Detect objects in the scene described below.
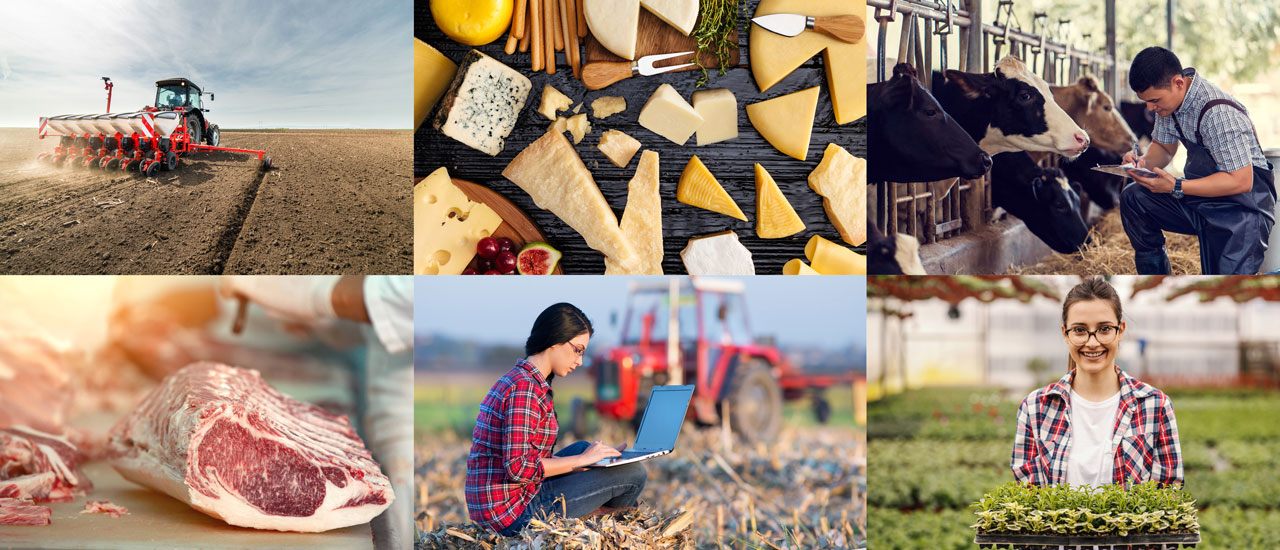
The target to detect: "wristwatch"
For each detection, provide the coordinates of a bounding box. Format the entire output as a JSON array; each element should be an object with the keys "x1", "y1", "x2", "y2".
[{"x1": 1172, "y1": 177, "x2": 1185, "y2": 199}]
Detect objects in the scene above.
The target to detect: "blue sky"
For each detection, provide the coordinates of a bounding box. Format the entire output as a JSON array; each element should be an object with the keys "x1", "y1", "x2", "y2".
[
  {"x1": 0, "y1": 0, "x2": 410, "y2": 128},
  {"x1": 415, "y1": 276, "x2": 867, "y2": 351}
]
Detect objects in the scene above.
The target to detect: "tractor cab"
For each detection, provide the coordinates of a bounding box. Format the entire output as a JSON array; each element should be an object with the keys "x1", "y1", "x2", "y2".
[{"x1": 153, "y1": 78, "x2": 210, "y2": 112}]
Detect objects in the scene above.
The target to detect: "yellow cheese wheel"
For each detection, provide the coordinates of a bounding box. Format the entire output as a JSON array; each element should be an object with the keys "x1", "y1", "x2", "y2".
[
  {"x1": 804, "y1": 234, "x2": 867, "y2": 275},
  {"x1": 431, "y1": 0, "x2": 514, "y2": 46}
]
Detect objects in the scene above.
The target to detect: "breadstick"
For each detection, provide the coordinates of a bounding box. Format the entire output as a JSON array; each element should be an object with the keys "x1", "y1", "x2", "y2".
[
  {"x1": 543, "y1": 0, "x2": 556, "y2": 74},
  {"x1": 576, "y1": 0, "x2": 587, "y2": 37},
  {"x1": 551, "y1": 0, "x2": 563, "y2": 51},
  {"x1": 530, "y1": 0, "x2": 543, "y2": 71},
  {"x1": 518, "y1": 7, "x2": 531, "y2": 53},
  {"x1": 513, "y1": 0, "x2": 527, "y2": 40}
]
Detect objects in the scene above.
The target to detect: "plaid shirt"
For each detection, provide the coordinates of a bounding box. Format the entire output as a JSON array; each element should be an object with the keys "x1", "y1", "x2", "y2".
[
  {"x1": 465, "y1": 359, "x2": 558, "y2": 531},
  {"x1": 1012, "y1": 366, "x2": 1183, "y2": 487},
  {"x1": 1152, "y1": 67, "x2": 1268, "y2": 173}
]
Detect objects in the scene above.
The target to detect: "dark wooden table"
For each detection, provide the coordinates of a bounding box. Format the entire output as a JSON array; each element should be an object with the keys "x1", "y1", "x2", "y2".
[{"x1": 415, "y1": 0, "x2": 866, "y2": 274}]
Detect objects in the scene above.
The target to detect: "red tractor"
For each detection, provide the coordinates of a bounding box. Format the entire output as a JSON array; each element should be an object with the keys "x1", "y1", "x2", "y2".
[
  {"x1": 569, "y1": 278, "x2": 854, "y2": 443},
  {"x1": 37, "y1": 77, "x2": 270, "y2": 176}
]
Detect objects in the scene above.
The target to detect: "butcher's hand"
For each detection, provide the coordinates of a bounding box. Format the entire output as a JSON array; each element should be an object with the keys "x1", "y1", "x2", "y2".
[{"x1": 218, "y1": 276, "x2": 341, "y2": 324}]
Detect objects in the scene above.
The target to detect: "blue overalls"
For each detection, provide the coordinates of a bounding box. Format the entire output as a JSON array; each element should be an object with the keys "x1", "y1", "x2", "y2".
[{"x1": 1121, "y1": 99, "x2": 1276, "y2": 274}]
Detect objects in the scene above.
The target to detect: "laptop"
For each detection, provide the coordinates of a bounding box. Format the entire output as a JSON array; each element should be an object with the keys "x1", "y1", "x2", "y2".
[{"x1": 586, "y1": 385, "x2": 694, "y2": 468}]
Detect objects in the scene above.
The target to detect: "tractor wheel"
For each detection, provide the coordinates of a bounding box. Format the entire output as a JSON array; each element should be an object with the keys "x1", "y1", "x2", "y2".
[
  {"x1": 144, "y1": 161, "x2": 160, "y2": 178},
  {"x1": 725, "y1": 359, "x2": 783, "y2": 444},
  {"x1": 260, "y1": 157, "x2": 272, "y2": 171},
  {"x1": 812, "y1": 391, "x2": 832, "y2": 424},
  {"x1": 207, "y1": 125, "x2": 220, "y2": 147},
  {"x1": 105, "y1": 158, "x2": 121, "y2": 170},
  {"x1": 185, "y1": 116, "x2": 202, "y2": 146},
  {"x1": 164, "y1": 151, "x2": 178, "y2": 171},
  {"x1": 125, "y1": 159, "x2": 140, "y2": 172},
  {"x1": 568, "y1": 397, "x2": 593, "y2": 440}
]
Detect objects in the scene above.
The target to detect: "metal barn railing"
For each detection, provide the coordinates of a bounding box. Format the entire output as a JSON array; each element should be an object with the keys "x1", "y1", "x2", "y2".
[{"x1": 868, "y1": 0, "x2": 1120, "y2": 249}]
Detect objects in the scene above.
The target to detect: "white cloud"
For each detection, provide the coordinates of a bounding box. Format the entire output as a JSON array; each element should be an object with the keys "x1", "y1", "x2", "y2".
[{"x1": 0, "y1": 0, "x2": 410, "y2": 128}]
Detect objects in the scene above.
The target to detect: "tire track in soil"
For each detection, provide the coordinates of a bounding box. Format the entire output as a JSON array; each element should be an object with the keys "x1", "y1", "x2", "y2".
[{"x1": 208, "y1": 167, "x2": 269, "y2": 274}]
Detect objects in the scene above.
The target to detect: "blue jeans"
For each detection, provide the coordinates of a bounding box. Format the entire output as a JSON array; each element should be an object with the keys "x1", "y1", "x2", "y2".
[{"x1": 497, "y1": 441, "x2": 648, "y2": 536}]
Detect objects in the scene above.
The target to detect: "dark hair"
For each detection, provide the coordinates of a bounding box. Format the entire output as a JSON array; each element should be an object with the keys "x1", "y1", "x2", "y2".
[
  {"x1": 1128, "y1": 47, "x2": 1183, "y2": 92},
  {"x1": 525, "y1": 303, "x2": 593, "y2": 383},
  {"x1": 1061, "y1": 277, "x2": 1124, "y2": 371}
]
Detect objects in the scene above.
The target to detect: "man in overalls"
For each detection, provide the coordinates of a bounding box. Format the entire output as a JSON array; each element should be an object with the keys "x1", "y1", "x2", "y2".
[{"x1": 1119, "y1": 46, "x2": 1275, "y2": 274}]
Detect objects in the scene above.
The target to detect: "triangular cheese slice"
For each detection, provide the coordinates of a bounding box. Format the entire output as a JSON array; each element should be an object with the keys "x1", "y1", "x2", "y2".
[
  {"x1": 755, "y1": 163, "x2": 806, "y2": 239},
  {"x1": 605, "y1": 150, "x2": 664, "y2": 275},
  {"x1": 746, "y1": 87, "x2": 819, "y2": 161},
  {"x1": 640, "y1": 0, "x2": 697, "y2": 36},
  {"x1": 677, "y1": 155, "x2": 746, "y2": 221},
  {"x1": 502, "y1": 130, "x2": 640, "y2": 269},
  {"x1": 415, "y1": 167, "x2": 503, "y2": 275},
  {"x1": 750, "y1": 0, "x2": 865, "y2": 124},
  {"x1": 808, "y1": 143, "x2": 867, "y2": 246}
]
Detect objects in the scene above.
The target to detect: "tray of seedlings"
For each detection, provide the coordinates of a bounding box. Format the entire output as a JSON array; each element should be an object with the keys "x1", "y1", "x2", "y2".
[{"x1": 972, "y1": 481, "x2": 1200, "y2": 550}]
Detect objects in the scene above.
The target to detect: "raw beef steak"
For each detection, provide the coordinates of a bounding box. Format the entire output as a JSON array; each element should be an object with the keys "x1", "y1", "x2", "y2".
[
  {"x1": 109, "y1": 362, "x2": 393, "y2": 532},
  {"x1": 0, "y1": 497, "x2": 51, "y2": 526},
  {"x1": 0, "y1": 426, "x2": 92, "y2": 502}
]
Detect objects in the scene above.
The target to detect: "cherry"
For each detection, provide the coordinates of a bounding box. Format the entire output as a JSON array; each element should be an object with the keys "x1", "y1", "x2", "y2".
[
  {"x1": 484, "y1": 270, "x2": 501, "y2": 275},
  {"x1": 475, "y1": 257, "x2": 494, "y2": 273},
  {"x1": 496, "y1": 237, "x2": 516, "y2": 253},
  {"x1": 496, "y1": 251, "x2": 517, "y2": 273},
  {"x1": 461, "y1": 268, "x2": 478, "y2": 275},
  {"x1": 476, "y1": 237, "x2": 499, "y2": 259}
]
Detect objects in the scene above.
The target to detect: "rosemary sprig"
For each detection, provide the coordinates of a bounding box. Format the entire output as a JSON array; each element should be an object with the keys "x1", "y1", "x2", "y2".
[{"x1": 691, "y1": 0, "x2": 740, "y2": 87}]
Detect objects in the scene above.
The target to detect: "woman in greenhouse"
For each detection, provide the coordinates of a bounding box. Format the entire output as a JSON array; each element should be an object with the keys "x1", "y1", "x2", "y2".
[{"x1": 1011, "y1": 277, "x2": 1184, "y2": 487}]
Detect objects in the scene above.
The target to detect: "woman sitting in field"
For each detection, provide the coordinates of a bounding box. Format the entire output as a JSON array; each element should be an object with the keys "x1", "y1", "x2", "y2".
[
  {"x1": 1012, "y1": 277, "x2": 1183, "y2": 487},
  {"x1": 464, "y1": 302, "x2": 647, "y2": 535}
]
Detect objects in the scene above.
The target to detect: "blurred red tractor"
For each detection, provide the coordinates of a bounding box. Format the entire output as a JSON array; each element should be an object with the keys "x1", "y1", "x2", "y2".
[{"x1": 569, "y1": 278, "x2": 853, "y2": 443}]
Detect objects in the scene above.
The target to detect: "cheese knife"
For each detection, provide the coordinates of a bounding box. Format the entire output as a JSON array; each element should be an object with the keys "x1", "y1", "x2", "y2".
[{"x1": 752, "y1": 13, "x2": 865, "y2": 43}]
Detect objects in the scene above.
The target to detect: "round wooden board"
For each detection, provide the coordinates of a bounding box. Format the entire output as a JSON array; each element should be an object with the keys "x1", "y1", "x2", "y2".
[{"x1": 414, "y1": 177, "x2": 564, "y2": 274}]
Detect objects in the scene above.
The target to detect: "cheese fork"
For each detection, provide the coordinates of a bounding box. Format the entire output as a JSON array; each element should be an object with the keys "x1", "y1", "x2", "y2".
[{"x1": 583, "y1": 51, "x2": 696, "y2": 91}]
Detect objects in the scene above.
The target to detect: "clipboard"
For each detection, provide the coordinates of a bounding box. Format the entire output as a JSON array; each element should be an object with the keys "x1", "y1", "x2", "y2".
[{"x1": 1092, "y1": 164, "x2": 1160, "y2": 178}]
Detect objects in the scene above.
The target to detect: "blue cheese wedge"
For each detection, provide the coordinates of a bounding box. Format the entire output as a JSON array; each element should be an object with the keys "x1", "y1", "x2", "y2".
[
  {"x1": 680, "y1": 231, "x2": 755, "y2": 275},
  {"x1": 432, "y1": 50, "x2": 532, "y2": 156}
]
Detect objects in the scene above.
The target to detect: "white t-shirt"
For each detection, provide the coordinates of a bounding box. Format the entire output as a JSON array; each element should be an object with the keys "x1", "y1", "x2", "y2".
[{"x1": 1066, "y1": 389, "x2": 1121, "y2": 486}]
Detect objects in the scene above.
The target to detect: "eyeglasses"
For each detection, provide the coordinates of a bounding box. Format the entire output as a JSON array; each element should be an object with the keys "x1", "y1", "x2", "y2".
[
  {"x1": 1064, "y1": 325, "x2": 1121, "y2": 345},
  {"x1": 567, "y1": 342, "x2": 585, "y2": 357}
]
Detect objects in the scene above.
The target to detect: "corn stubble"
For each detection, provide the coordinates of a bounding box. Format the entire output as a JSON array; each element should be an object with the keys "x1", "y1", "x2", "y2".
[{"x1": 415, "y1": 425, "x2": 865, "y2": 549}]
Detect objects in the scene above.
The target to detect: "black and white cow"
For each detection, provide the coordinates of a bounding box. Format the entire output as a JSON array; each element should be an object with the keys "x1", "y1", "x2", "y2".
[
  {"x1": 933, "y1": 56, "x2": 1090, "y2": 158},
  {"x1": 990, "y1": 152, "x2": 1090, "y2": 254},
  {"x1": 868, "y1": 63, "x2": 992, "y2": 183},
  {"x1": 868, "y1": 219, "x2": 927, "y2": 275},
  {"x1": 1061, "y1": 147, "x2": 1124, "y2": 211}
]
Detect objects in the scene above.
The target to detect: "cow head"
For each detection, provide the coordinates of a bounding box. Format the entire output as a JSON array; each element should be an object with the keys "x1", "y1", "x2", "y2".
[
  {"x1": 942, "y1": 56, "x2": 1090, "y2": 158},
  {"x1": 1027, "y1": 170, "x2": 1090, "y2": 253},
  {"x1": 1062, "y1": 147, "x2": 1123, "y2": 211},
  {"x1": 1051, "y1": 75, "x2": 1136, "y2": 155},
  {"x1": 868, "y1": 220, "x2": 928, "y2": 275},
  {"x1": 868, "y1": 63, "x2": 992, "y2": 183}
]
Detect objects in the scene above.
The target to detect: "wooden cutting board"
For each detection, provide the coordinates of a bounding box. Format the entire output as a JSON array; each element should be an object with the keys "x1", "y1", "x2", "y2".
[
  {"x1": 414, "y1": 177, "x2": 563, "y2": 274},
  {"x1": 583, "y1": 8, "x2": 741, "y2": 71}
]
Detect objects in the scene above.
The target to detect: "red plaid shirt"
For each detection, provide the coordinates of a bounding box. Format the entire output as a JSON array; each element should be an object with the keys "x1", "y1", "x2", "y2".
[
  {"x1": 1012, "y1": 366, "x2": 1183, "y2": 487},
  {"x1": 465, "y1": 359, "x2": 558, "y2": 531}
]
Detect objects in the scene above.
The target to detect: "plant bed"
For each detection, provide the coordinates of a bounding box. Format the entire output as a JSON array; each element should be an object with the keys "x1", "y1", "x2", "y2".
[{"x1": 972, "y1": 482, "x2": 1200, "y2": 549}]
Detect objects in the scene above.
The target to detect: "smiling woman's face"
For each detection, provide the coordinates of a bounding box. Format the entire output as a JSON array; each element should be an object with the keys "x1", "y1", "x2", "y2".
[
  {"x1": 1063, "y1": 298, "x2": 1124, "y2": 374},
  {"x1": 550, "y1": 332, "x2": 590, "y2": 378}
]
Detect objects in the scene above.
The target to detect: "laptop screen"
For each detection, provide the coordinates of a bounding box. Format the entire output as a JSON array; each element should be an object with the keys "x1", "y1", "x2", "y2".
[{"x1": 632, "y1": 385, "x2": 694, "y2": 452}]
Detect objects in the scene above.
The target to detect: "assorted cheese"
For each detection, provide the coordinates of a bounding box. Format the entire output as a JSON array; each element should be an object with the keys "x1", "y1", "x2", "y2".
[
  {"x1": 804, "y1": 234, "x2": 867, "y2": 275},
  {"x1": 414, "y1": 39, "x2": 457, "y2": 130},
  {"x1": 605, "y1": 150, "x2": 664, "y2": 275},
  {"x1": 598, "y1": 129, "x2": 642, "y2": 168},
  {"x1": 591, "y1": 96, "x2": 628, "y2": 119},
  {"x1": 692, "y1": 89, "x2": 738, "y2": 146},
  {"x1": 755, "y1": 163, "x2": 806, "y2": 239},
  {"x1": 433, "y1": 50, "x2": 532, "y2": 156},
  {"x1": 808, "y1": 143, "x2": 867, "y2": 246},
  {"x1": 567, "y1": 113, "x2": 592, "y2": 144},
  {"x1": 750, "y1": 0, "x2": 866, "y2": 124},
  {"x1": 502, "y1": 130, "x2": 640, "y2": 270},
  {"x1": 681, "y1": 231, "x2": 755, "y2": 275},
  {"x1": 677, "y1": 155, "x2": 746, "y2": 221},
  {"x1": 538, "y1": 84, "x2": 573, "y2": 121},
  {"x1": 639, "y1": 84, "x2": 705, "y2": 146},
  {"x1": 583, "y1": 0, "x2": 698, "y2": 60},
  {"x1": 746, "y1": 86, "x2": 819, "y2": 161},
  {"x1": 414, "y1": 167, "x2": 503, "y2": 275},
  {"x1": 429, "y1": 0, "x2": 514, "y2": 46}
]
